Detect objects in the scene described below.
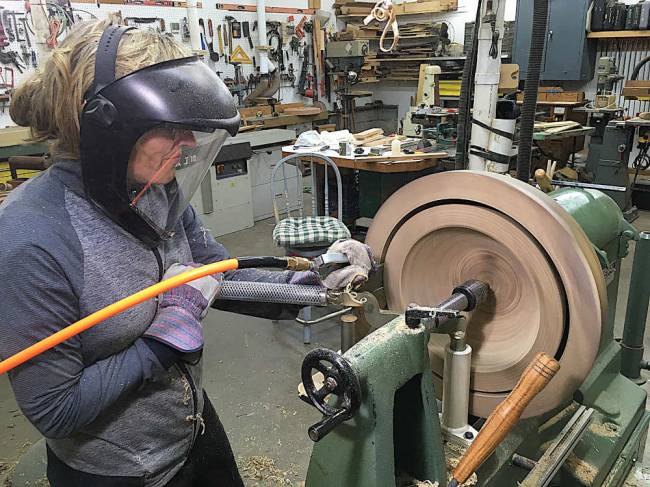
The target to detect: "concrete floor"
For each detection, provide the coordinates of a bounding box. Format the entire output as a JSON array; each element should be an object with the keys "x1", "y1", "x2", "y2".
[{"x1": 0, "y1": 210, "x2": 649, "y2": 486}]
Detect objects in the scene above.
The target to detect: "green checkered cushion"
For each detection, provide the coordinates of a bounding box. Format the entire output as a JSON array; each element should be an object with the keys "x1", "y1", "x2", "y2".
[{"x1": 273, "y1": 216, "x2": 351, "y2": 247}]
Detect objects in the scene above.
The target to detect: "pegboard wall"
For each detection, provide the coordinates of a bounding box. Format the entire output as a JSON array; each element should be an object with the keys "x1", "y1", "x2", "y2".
[{"x1": 0, "y1": 0, "x2": 335, "y2": 128}]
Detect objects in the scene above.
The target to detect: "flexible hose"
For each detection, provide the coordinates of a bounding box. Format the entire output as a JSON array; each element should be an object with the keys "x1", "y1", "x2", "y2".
[
  {"x1": 516, "y1": 0, "x2": 549, "y2": 181},
  {"x1": 237, "y1": 256, "x2": 293, "y2": 269},
  {"x1": 0, "y1": 259, "x2": 239, "y2": 375},
  {"x1": 631, "y1": 55, "x2": 650, "y2": 81},
  {"x1": 454, "y1": 0, "x2": 482, "y2": 169}
]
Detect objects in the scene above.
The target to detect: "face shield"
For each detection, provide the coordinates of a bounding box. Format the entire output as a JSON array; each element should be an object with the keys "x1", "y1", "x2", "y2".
[
  {"x1": 127, "y1": 126, "x2": 229, "y2": 240},
  {"x1": 79, "y1": 26, "x2": 240, "y2": 248}
]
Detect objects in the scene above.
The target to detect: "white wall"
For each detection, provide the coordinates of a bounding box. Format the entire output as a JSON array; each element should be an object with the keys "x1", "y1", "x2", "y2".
[
  {"x1": 367, "y1": 0, "x2": 517, "y2": 123},
  {"x1": 0, "y1": 0, "x2": 336, "y2": 128}
]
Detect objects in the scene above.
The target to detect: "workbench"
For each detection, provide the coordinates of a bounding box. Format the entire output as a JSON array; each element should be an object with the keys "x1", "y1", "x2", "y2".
[
  {"x1": 533, "y1": 126, "x2": 595, "y2": 141},
  {"x1": 242, "y1": 111, "x2": 329, "y2": 130},
  {"x1": 0, "y1": 127, "x2": 48, "y2": 155},
  {"x1": 281, "y1": 146, "x2": 448, "y2": 220},
  {"x1": 517, "y1": 100, "x2": 589, "y2": 121},
  {"x1": 533, "y1": 125, "x2": 594, "y2": 168},
  {"x1": 239, "y1": 103, "x2": 329, "y2": 130},
  {"x1": 0, "y1": 127, "x2": 49, "y2": 184}
]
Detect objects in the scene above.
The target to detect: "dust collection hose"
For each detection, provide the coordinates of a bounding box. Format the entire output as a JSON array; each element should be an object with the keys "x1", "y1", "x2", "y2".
[
  {"x1": 0, "y1": 256, "x2": 304, "y2": 375},
  {"x1": 454, "y1": 0, "x2": 482, "y2": 169},
  {"x1": 516, "y1": 0, "x2": 549, "y2": 182}
]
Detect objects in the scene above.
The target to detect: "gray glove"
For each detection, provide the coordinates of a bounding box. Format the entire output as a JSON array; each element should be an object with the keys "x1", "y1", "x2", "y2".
[{"x1": 322, "y1": 239, "x2": 375, "y2": 290}]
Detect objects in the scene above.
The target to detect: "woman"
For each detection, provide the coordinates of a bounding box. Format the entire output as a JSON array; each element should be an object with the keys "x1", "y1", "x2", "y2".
[{"x1": 0, "y1": 20, "x2": 373, "y2": 487}]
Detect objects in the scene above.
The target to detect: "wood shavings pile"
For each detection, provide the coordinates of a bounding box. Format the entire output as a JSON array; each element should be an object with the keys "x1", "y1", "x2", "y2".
[
  {"x1": 241, "y1": 455, "x2": 294, "y2": 485},
  {"x1": 396, "y1": 473, "x2": 440, "y2": 486},
  {"x1": 445, "y1": 441, "x2": 478, "y2": 486}
]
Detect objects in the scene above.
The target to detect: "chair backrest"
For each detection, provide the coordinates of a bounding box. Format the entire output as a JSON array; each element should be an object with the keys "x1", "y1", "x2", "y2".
[{"x1": 270, "y1": 153, "x2": 344, "y2": 224}]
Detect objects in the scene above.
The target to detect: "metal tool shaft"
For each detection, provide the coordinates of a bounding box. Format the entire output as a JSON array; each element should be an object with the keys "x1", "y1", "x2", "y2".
[{"x1": 550, "y1": 180, "x2": 627, "y2": 192}]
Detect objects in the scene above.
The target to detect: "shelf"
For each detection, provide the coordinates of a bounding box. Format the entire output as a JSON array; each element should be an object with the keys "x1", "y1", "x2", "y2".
[
  {"x1": 587, "y1": 30, "x2": 650, "y2": 39},
  {"x1": 73, "y1": 0, "x2": 202, "y2": 6},
  {"x1": 369, "y1": 54, "x2": 509, "y2": 62}
]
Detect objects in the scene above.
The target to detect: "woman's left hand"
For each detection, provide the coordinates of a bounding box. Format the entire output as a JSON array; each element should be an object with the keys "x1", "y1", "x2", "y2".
[{"x1": 321, "y1": 239, "x2": 375, "y2": 290}]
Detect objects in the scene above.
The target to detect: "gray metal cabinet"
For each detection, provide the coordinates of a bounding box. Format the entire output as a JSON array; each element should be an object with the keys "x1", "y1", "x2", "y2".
[{"x1": 513, "y1": 0, "x2": 596, "y2": 81}]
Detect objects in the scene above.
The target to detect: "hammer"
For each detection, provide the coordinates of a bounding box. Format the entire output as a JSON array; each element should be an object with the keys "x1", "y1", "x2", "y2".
[{"x1": 225, "y1": 16, "x2": 235, "y2": 60}]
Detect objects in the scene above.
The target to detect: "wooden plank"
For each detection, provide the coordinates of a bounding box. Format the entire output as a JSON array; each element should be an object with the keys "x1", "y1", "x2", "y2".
[
  {"x1": 238, "y1": 125, "x2": 262, "y2": 132},
  {"x1": 247, "y1": 112, "x2": 328, "y2": 129},
  {"x1": 622, "y1": 87, "x2": 650, "y2": 98},
  {"x1": 625, "y1": 80, "x2": 650, "y2": 87},
  {"x1": 276, "y1": 102, "x2": 305, "y2": 113},
  {"x1": 533, "y1": 127, "x2": 595, "y2": 141},
  {"x1": 340, "y1": 0, "x2": 458, "y2": 17},
  {"x1": 394, "y1": 0, "x2": 458, "y2": 14},
  {"x1": 75, "y1": 0, "x2": 201, "y2": 6},
  {"x1": 239, "y1": 106, "x2": 273, "y2": 118},
  {"x1": 353, "y1": 152, "x2": 447, "y2": 163},
  {"x1": 267, "y1": 6, "x2": 315, "y2": 14},
  {"x1": 284, "y1": 107, "x2": 322, "y2": 116},
  {"x1": 515, "y1": 100, "x2": 588, "y2": 107},
  {"x1": 587, "y1": 30, "x2": 650, "y2": 39},
  {"x1": 215, "y1": 3, "x2": 314, "y2": 14},
  {"x1": 239, "y1": 103, "x2": 305, "y2": 119},
  {"x1": 416, "y1": 64, "x2": 428, "y2": 103},
  {"x1": 284, "y1": 152, "x2": 444, "y2": 173},
  {"x1": 544, "y1": 92, "x2": 585, "y2": 103},
  {"x1": 340, "y1": 6, "x2": 373, "y2": 14}
]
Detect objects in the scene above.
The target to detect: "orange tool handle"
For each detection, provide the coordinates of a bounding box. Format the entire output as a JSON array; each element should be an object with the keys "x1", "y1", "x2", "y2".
[
  {"x1": 450, "y1": 353, "x2": 560, "y2": 486},
  {"x1": 0, "y1": 259, "x2": 239, "y2": 375}
]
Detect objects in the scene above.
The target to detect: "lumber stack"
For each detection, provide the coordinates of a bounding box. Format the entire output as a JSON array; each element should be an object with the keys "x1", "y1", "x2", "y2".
[{"x1": 333, "y1": 0, "x2": 458, "y2": 17}]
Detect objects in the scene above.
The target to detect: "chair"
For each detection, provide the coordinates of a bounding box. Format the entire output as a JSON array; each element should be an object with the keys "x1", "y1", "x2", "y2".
[{"x1": 270, "y1": 153, "x2": 351, "y2": 343}]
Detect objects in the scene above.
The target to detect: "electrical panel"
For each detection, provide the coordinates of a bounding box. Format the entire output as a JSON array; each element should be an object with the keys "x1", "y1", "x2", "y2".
[{"x1": 512, "y1": 0, "x2": 596, "y2": 81}]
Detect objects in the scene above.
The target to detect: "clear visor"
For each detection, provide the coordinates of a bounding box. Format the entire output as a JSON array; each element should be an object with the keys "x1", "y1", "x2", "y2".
[{"x1": 127, "y1": 126, "x2": 229, "y2": 240}]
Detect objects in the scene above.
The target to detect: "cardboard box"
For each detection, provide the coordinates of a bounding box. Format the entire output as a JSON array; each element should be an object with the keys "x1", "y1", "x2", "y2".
[
  {"x1": 499, "y1": 64, "x2": 520, "y2": 90},
  {"x1": 517, "y1": 92, "x2": 548, "y2": 102},
  {"x1": 544, "y1": 91, "x2": 585, "y2": 102},
  {"x1": 623, "y1": 81, "x2": 650, "y2": 99}
]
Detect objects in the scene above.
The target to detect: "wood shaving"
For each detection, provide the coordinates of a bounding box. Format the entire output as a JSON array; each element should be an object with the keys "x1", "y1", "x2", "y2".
[
  {"x1": 241, "y1": 455, "x2": 294, "y2": 485},
  {"x1": 565, "y1": 453, "x2": 597, "y2": 485}
]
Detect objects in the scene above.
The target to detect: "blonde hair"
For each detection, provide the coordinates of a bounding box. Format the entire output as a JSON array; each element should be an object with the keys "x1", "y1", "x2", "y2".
[{"x1": 10, "y1": 18, "x2": 187, "y2": 159}]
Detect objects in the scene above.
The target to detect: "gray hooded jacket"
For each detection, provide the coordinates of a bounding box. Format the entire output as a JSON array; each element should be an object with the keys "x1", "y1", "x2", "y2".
[{"x1": 0, "y1": 160, "x2": 306, "y2": 486}]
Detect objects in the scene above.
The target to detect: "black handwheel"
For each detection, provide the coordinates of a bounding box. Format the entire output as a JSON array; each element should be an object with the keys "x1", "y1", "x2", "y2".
[{"x1": 301, "y1": 348, "x2": 361, "y2": 441}]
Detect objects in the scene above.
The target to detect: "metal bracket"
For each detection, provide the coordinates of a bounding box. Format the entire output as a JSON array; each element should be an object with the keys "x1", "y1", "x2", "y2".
[
  {"x1": 405, "y1": 304, "x2": 462, "y2": 329},
  {"x1": 328, "y1": 286, "x2": 367, "y2": 308}
]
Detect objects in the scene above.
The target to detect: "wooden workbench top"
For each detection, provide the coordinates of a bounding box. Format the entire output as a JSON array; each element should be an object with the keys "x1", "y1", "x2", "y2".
[
  {"x1": 516, "y1": 100, "x2": 588, "y2": 107},
  {"x1": 282, "y1": 147, "x2": 448, "y2": 173}
]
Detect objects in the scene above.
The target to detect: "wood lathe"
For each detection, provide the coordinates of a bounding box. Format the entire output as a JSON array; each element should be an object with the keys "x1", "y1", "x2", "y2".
[{"x1": 298, "y1": 170, "x2": 649, "y2": 487}]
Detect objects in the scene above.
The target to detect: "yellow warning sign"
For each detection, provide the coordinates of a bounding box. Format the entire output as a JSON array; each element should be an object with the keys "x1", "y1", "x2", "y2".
[{"x1": 230, "y1": 45, "x2": 252, "y2": 64}]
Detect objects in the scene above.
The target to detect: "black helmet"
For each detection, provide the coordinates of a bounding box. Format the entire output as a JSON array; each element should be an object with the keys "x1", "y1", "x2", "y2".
[{"x1": 80, "y1": 25, "x2": 240, "y2": 248}]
